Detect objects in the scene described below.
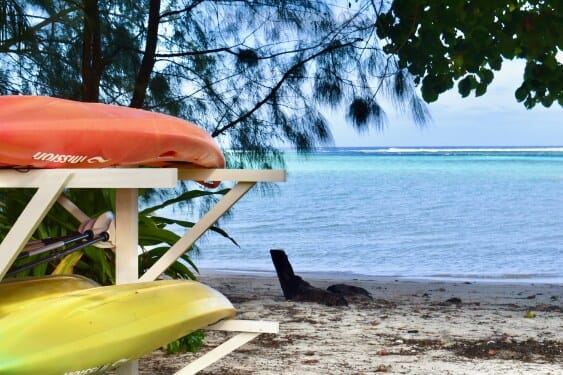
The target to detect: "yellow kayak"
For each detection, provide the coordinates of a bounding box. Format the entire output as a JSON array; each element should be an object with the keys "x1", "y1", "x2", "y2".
[{"x1": 0, "y1": 275, "x2": 235, "y2": 374}]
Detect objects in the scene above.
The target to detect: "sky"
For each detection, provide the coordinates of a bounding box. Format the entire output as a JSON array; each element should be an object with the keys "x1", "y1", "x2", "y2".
[{"x1": 328, "y1": 60, "x2": 563, "y2": 147}]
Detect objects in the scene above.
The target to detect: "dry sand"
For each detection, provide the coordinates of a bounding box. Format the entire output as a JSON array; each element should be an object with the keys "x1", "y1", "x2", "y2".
[{"x1": 138, "y1": 271, "x2": 563, "y2": 374}]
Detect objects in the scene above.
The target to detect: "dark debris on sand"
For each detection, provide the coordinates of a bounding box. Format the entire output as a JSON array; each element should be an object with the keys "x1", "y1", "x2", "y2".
[
  {"x1": 451, "y1": 337, "x2": 563, "y2": 362},
  {"x1": 382, "y1": 334, "x2": 563, "y2": 363}
]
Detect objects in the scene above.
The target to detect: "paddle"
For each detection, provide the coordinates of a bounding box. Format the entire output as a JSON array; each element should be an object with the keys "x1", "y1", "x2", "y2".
[
  {"x1": 18, "y1": 211, "x2": 114, "y2": 258},
  {"x1": 8, "y1": 211, "x2": 115, "y2": 276},
  {"x1": 18, "y1": 232, "x2": 94, "y2": 260},
  {"x1": 7, "y1": 232, "x2": 109, "y2": 276}
]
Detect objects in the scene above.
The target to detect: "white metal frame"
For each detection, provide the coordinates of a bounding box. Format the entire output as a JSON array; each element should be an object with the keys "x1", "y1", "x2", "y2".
[{"x1": 0, "y1": 168, "x2": 285, "y2": 375}]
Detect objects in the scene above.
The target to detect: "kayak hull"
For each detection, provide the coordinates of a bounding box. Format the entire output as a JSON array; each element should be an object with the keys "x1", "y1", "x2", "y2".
[
  {"x1": 0, "y1": 274, "x2": 98, "y2": 315},
  {"x1": 0, "y1": 96, "x2": 225, "y2": 169},
  {"x1": 0, "y1": 276, "x2": 235, "y2": 374}
]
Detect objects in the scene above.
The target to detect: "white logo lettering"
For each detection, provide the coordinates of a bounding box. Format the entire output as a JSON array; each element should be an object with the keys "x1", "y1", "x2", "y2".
[
  {"x1": 32, "y1": 152, "x2": 108, "y2": 164},
  {"x1": 87, "y1": 156, "x2": 110, "y2": 164},
  {"x1": 63, "y1": 358, "x2": 130, "y2": 375}
]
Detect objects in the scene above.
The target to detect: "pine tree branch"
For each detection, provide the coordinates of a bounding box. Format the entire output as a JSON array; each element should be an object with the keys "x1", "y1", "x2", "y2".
[
  {"x1": 159, "y1": 0, "x2": 205, "y2": 21},
  {"x1": 0, "y1": 4, "x2": 79, "y2": 53},
  {"x1": 211, "y1": 39, "x2": 359, "y2": 137},
  {"x1": 154, "y1": 46, "x2": 237, "y2": 58}
]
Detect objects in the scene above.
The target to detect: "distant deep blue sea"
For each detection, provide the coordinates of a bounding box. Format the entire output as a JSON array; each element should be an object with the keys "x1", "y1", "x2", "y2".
[{"x1": 191, "y1": 147, "x2": 563, "y2": 283}]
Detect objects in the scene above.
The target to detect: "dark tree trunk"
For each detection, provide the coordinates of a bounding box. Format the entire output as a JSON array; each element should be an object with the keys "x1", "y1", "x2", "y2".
[
  {"x1": 81, "y1": 0, "x2": 102, "y2": 102},
  {"x1": 130, "y1": 0, "x2": 161, "y2": 109}
]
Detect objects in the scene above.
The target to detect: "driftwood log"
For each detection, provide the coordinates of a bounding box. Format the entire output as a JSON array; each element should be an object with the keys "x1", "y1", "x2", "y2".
[
  {"x1": 270, "y1": 249, "x2": 346, "y2": 306},
  {"x1": 270, "y1": 249, "x2": 372, "y2": 306}
]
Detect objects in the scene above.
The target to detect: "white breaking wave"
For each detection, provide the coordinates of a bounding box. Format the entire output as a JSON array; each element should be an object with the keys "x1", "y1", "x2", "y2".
[{"x1": 356, "y1": 147, "x2": 563, "y2": 153}]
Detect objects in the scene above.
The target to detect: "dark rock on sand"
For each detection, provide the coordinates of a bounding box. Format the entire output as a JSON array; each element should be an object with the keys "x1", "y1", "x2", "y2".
[{"x1": 327, "y1": 284, "x2": 373, "y2": 300}]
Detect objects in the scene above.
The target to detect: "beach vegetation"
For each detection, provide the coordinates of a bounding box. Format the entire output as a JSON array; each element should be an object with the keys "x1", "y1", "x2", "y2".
[
  {"x1": 165, "y1": 329, "x2": 205, "y2": 354},
  {"x1": 0, "y1": 187, "x2": 235, "y2": 283}
]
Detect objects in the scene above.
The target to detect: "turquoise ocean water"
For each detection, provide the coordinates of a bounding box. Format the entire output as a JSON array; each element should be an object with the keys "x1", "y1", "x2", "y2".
[{"x1": 191, "y1": 147, "x2": 563, "y2": 283}]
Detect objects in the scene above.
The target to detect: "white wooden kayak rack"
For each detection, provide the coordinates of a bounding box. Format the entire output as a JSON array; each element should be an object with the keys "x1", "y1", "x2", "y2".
[{"x1": 0, "y1": 168, "x2": 286, "y2": 375}]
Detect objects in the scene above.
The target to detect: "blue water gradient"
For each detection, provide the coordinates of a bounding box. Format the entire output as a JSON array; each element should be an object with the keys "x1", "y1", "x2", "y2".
[{"x1": 186, "y1": 147, "x2": 563, "y2": 283}]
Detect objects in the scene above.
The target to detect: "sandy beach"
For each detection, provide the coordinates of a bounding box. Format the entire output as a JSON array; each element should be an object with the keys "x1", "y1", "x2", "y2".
[{"x1": 137, "y1": 271, "x2": 563, "y2": 374}]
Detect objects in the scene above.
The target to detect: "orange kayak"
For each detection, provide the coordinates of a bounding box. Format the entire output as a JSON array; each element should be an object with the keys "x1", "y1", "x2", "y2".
[{"x1": 0, "y1": 96, "x2": 224, "y2": 169}]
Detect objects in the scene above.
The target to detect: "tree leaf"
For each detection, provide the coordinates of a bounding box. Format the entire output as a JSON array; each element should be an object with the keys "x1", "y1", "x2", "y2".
[
  {"x1": 515, "y1": 85, "x2": 528, "y2": 102},
  {"x1": 458, "y1": 76, "x2": 472, "y2": 97}
]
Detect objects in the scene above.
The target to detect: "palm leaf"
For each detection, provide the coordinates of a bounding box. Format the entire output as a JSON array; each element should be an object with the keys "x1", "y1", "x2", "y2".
[
  {"x1": 139, "y1": 246, "x2": 197, "y2": 280},
  {"x1": 52, "y1": 251, "x2": 83, "y2": 274},
  {"x1": 139, "y1": 188, "x2": 230, "y2": 215},
  {"x1": 149, "y1": 215, "x2": 239, "y2": 247},
  {"x1": 139, "y1": 215, "x2": 181, "y2": 246},
  {"x1": 81, "y1": 247, "x2": 115, "y2": 285}
]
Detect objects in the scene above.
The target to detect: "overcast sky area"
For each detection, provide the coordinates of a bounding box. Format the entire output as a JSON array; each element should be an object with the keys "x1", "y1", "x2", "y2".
[{"x1": 328, "y1": 60, "x2": 563, "y2": 147}]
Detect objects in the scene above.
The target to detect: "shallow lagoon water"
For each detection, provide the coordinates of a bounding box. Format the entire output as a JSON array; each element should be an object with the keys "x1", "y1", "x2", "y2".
[{"x1": 187, "y1": 147, "x2": 563, "y2": 283}]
